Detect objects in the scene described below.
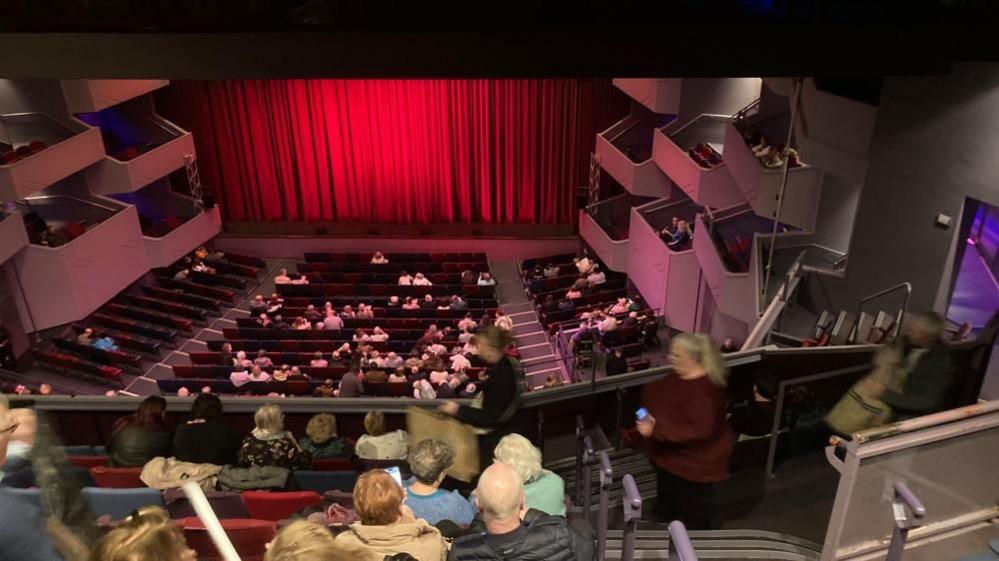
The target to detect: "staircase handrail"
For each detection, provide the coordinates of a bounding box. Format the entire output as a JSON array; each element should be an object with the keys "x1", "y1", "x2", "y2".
[
  {"x1": 668, "y1": 521, "x2": 699, "y2": 561},
  {"x1": 732, "y1": 97, "x2": 762, "y2": 123},
  {"x1": 854, "y1": 282, "x2": 912, "y2": 341}
]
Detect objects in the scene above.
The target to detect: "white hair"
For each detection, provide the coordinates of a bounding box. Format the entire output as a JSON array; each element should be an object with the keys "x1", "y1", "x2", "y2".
[{"x1": 493, "y1": 433, "x2": 543, "y2": 483}]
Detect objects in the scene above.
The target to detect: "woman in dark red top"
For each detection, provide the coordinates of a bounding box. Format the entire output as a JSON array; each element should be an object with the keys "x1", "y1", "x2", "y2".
[{"x1": 626, "y1": 333, "x2": 734, "y2": 529}]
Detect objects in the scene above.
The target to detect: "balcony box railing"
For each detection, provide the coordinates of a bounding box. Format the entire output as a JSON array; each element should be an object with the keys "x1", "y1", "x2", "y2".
[
  {"x1": 144, "y1": 206, "x2": 222, "y2": 268},
  {"x1": 579, "y1": 210, "x2": 628, "y2": 273},
  {"x1": 595, "y1": 115, "x2": 672, "y2": 199},
  {"x1": 611, "y1": 79, "x2": 682, "y2": 115},
  {"x1": 0, "y1": 210, "x2": 28, "y2": 265},
  {"x1": 61, "y1": 80, "x2": 170, "y2": 114},
  {"x1": 0, "y1": 113, "x2": 104, "y2": 201}
]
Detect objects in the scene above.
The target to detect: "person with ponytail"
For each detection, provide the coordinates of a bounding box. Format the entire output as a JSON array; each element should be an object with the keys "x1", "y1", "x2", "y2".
[
  {"x1": 625, "y1": 333, "x2": 734, "y2": 530},
  {"x1": 439, "y1": 325, "x2": 525, "y2": 472},
  {"x1": 88, "y1": 506, "x2": 196, "y2": 561}
]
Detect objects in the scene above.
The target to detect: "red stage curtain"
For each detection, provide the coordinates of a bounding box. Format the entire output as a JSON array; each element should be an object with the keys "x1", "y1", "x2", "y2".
[{"x1": 158, "y1": 80, "x2": 626, "y2": 224}]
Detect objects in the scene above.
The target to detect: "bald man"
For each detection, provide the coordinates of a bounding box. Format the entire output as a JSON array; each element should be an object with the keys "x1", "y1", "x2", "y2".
[{"x1": 449, "y1": 463, "x2": 594, "y2": 561}]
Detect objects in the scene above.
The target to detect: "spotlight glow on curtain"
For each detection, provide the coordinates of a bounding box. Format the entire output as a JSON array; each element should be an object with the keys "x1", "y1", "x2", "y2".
[{"x1": 158, "y1": 79, "x2": 624, "y2": 224}]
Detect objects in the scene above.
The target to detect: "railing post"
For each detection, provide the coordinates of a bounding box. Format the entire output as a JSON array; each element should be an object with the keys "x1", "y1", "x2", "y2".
[
  {"x1": 574, "y1": 415, "x2": 584, "y2": 505},
  {"x1": 582, "y1": 435, "x2": 596, "y2": 525},
  {"x1": 621, "y1": 474, "x2": 642, "y2": 561},
  {"x1": 596, "y1": 452, "x2": 613, "y2": 561},
  {"x1": 886, "y1": 481, "x2": 926, "y2": 561},
  {"x1": 667, "y1": 521, "x2": 698, "y2": 561}
]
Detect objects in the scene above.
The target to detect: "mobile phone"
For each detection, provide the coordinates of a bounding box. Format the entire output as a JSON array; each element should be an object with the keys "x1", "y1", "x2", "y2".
[
  {"x1": 635, "y1": 407, "x2": 649, "y2": 421},
  {"x1": 386, "y1": 466, "x2": 403, "y2": 488}
]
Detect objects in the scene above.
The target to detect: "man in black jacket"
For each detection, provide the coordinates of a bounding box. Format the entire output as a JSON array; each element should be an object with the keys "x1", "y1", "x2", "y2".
[{"x1": 448, "y1": 463, "x2": 594, "y2": 561}]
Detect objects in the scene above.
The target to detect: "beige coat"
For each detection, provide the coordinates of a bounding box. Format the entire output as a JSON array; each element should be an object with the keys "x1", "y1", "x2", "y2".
[
  {"x1": 334, "y1": 519, "x2": 448, "y2": 561},
  {"x1": 140, "y1": 456, "x2": 221, "y2": 490}
]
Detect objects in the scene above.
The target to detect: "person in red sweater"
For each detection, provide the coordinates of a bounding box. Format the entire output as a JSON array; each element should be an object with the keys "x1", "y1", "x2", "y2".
[{"x1": 625, "y1": 332, "x2": 733, "y2": 529}]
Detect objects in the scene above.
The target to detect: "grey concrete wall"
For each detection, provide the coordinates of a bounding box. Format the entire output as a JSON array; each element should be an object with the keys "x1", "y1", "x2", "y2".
[{"x1": 827, "y1": 64, "x2": 999, "y2": 315}]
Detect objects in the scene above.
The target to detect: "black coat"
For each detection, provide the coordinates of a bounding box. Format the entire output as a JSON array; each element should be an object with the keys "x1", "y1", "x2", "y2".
[{"x1": 448, "y1": 509, "x2": 594, "y2": 561}]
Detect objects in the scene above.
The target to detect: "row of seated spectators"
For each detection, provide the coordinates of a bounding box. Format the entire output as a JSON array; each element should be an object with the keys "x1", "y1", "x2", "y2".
[
  {"x1": 738, "y1": 127, "x2": 802, "y2": 169},
  {"x1": 0, "y1": 139, "x2": 47, "y2": 164},
  {"x1": 0, "y1": 395, "x2": 585, "y2": 561}
]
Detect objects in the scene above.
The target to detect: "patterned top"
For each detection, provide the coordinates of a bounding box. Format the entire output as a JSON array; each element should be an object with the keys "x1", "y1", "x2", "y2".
[
  {"x1": 300, "y1": 436, "x2": 354, "y2": 459},
  {"x1": 237, "y1": 435, "x2": 312, "y2": 470}
]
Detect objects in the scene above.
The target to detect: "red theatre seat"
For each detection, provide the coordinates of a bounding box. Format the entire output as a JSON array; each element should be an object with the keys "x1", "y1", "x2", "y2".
[
  {"x1": 312, "y1": 457, "x2": 355, "y2": 471},
  {"x1": 241, "y1": 491, "x2": 322, "y2": 521},
  {"x1": 178, "y1": 518, "x2": 277, "y2": 561},
  {"x1": 89, "y1": 466, "x2": 145, "y2": 488},
  {"x1": 69, "y1": 455, "x2": 109, "y2": 469}
]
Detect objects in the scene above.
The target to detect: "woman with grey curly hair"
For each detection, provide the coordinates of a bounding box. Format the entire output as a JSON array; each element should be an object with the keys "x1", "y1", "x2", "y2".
[{"x1": 404, "y1": 439, "x2": 476, "y2": 525}]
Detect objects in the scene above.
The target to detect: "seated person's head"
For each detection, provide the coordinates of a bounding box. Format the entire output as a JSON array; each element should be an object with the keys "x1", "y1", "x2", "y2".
[
  {"x1": 264, "y1": 519, "x2": 352, "y2": 561},
  {"x1": 354, "y1": 469, "x2": 406, "y2": 526},
  {"x1": 190, "y1": 393, "x2": 223, "y2": 421},
  {"x1": 254, "y1": 403, "x2": 285, "y2": 436},
  {"x1": 364, "y1": 410, "x2": 386, "y2": 437},
  {"x1": 493, "y1": 433, "x2": 544, "y2": 484},
  {"x1": 408, "y1": 439, "x2": 454, "y2": 488},
  {"x1": 475, "y1": 463, "x2": 525, "y2": 530},
  {"x1": 88, "y1": 506, "x2": 196, "y2": 561},
  {"x1": 306, "y1": 413, "x2": 338, "y2": 445},
  {"x1": 906, "y1": 311, "x2": 945, "y2": 348}
]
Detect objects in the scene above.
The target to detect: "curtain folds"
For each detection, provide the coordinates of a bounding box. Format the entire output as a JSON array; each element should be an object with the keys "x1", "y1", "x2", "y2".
[{"x1": 157, "y1": 79, "x2": 625, "y2": 224}]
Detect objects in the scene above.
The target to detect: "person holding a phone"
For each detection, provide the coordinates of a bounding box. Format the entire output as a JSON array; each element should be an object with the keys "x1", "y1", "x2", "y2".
[{"x1": 625, "y1": 333, "x2": 733, "y2": 530}]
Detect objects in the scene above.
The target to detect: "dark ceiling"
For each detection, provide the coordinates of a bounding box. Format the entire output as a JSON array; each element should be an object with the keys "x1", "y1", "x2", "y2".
[{"x1": 1, "y1": 0, "x2": 997, "y2": 78}]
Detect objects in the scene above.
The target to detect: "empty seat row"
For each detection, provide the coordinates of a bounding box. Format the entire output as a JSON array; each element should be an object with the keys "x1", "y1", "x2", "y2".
[
  {"x1": 34, "y1": 350, "x2": 123, "y2": 384},
  {"x1": 520, "y1": 252, "x2": 577, "y2": 271},
  {"x1": 117, "y1": 293, "x2": 209, "y2": 321}
]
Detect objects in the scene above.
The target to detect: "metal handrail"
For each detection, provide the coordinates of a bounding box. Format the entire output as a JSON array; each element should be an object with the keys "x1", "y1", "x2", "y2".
[
  {"x1": 22, "y1": 194, "x2": 121, "y2": 213},
  {"x1": 668, "y1": 521, "x2": 699, "y2": 561},
  {"x1": 662, "y1": 112, "x2": 733, "y2": 137},
  {"x1": 732, "y1": 97, "x2": 762, "y2": 123},
  {"x1": 886, "y1": 481, "x2": 926, "y2": 561},
  {"x1": 854, "y1": 282, "x2": 912, "y2": 341}
]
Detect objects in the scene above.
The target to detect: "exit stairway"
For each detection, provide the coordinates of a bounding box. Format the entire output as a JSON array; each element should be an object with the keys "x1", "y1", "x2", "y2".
[{"x1": 490, "y1": 261, "x2": 566, "y2": 387}]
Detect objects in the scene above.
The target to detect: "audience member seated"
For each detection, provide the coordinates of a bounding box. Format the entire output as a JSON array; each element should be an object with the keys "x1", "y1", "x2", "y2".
[
  {"x1": 413, "y1": 272, "x2": 432, "y2": 286},
  {"x1": 173, "y1": 394, "x2": 242, "y2": 465},
  {"x1": 356, "y1": 411, "x2": 409, "y2": 460},
  {"x1": 659, "y1": 216, "x2": 680, "y2": 239},
  {"x1": 477, "y1": 272, "x2": 496, "y2": 286},
  {"x1": 93, "y1": 335, "x2": 120, "y2": 352},
  {"x1": 405, "y1": 439, "x2": 476, "y2": 525},
  {"x1": 334, "y1": 469, "x2": 448, "y2": 561},
  {"x1": 314, "y1": 379, "x2": 337, "y2": 398},
  {"x1": 107, "y1": 396, "x2": 172, "y2": 468},
  {"x1": 665, "y1": 219, "x2": 692, "y2": 251},
  {"x1": 413, "y1": 379, "x2": 437, "y2": 400},
  {"x1": 543, "y1": 263, "x2": 560, "y2": 278},
  {"x1": 492, "y1": 433, "x2": 566, "y2": 516},
  {"x1": 399, "y1": 271, "x2": 414, "y2": 285},
  {"x1": 338, "y1": 370, "x2": 364, "y2": 397},
  {"x1": 89, "y1": 506, "x2": 197, "y2": 561},
  {"x1": 574, "y1": 256, "x2": 594, "y2": 275},
  {"x1": 605, "y1": 346, "x2": 628, "y2": 377},
  {"x1": 0, "y1": 405, "x2": 37, "y2": 489},
  {"x1": 720, "y1": 338, "x2": 739, "y2": 353},
  {"x1": 264, "y1": 519, "x2": 353, "y2": 561},
  {"x1": 494, "y1": 310, "x2": 513, "y2": 331},
  {"x1": 300, "y1": 413, "x2": 355, "y2": 460},
  {"x1": 450, "y1": 463, "x2": 592, "y2": 561},
  {"x1": 586, "y1": 265, "x2": 606, "y2": 287},
  {"x1": 254, "y1": 350, "x2": 274, "y2": 368},
  {"x1": 371, "y1": 251, "x2": 389, "y2": 264},
  {"x1": 76, "y1": 327, "x2": 95, "y2": 347},
  {"x1": 248, "y1": 365, "x2": 272, "y2": 383},
  {"x1": 461, "y1": 269, "x2": 477, "y2": 284},
  {"x1": 250, "y1": 294, "x2": 268, "y2": 316},
  {"x1": 238, "y1": 404, "x2": 311, "y2": 470}
]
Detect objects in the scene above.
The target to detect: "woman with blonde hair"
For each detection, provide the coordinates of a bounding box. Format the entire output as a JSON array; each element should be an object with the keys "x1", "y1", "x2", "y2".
[
  {"x1": 88, "y1": 506, "x2": 196, "y2": 561},
  {"x1": 264, "y1": 519, "x2": 354, "y2": 561},
  {"x1": 355, "y1": 411, "x2": 408, "y2": 460},
  {"x1": 335, "y1": 470, "x2": 447, "y2": 561},
  {"x1": 300, "y1": 413, "x2": 354, "y2": 459},
  {"x1": 625, "y1": 332, "x2": 733, "y2": 530},
  {"x1": 237, "y1": 404, "x2": 311, "y2": 469},
  {"x1": 492, "y1": 433, "x2": 566, "y2": 516}
]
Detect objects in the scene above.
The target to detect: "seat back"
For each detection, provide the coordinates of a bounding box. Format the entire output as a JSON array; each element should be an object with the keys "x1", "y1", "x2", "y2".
[
  {"x1": 241, "y1": 491, "x2": 322, "y2": 522},
  {"x1": 69, "y1": 455, "x2": 109, "y2": 469},
  {"x1": 179, "y1": 518, "x2": 277, "y2": 561},
  {"x1": 292, "y1": 471, "x2": 358, "y2": 495},
  {"x1": 5, "y1": 487, "x2": 42, "y2": 509},
  {"x1": 312, "y1": 457, "x2": 355, "y2": 471},
  {"x1": 89, "y1": 466, "x2": 146, "y2": 488},
  {"x1": 83, "y1": 487, "x2": 164, "y2": 520}
]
